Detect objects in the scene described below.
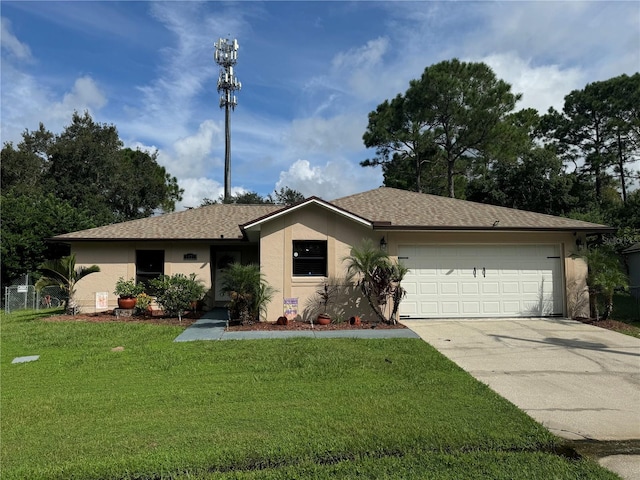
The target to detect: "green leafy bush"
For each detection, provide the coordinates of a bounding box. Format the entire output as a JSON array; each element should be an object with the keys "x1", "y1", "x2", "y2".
[
  {"x1": 149, "y1": 273, "x2": 205, "y2": 322},
  {"x1": 113, "y1": 277, "x2": 144, "y2": 298}
]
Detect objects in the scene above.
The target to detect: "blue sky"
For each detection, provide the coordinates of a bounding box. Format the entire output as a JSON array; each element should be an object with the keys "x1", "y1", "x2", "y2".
[{"x1": 2, "y1": 1, "x2": 639, "y2": 209}]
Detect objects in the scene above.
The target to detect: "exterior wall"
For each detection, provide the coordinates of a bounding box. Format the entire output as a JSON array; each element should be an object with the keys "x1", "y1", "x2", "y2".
[
  {"x1": 261, "y1": 205, "x2": 378, "y2": 322},
  {"x1": 71, "y1": 242, "x2": 212, "y2": 313},
  {"x1": 261, "y1": 218, "x2": 590, "y2": 321}
]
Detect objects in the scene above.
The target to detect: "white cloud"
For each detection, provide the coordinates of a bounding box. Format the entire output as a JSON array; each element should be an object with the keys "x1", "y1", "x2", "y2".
[
  {"x1": 479, "y1": 52, "x2": 584, "y2": 113},
  {"x1": 0, "y1": 17, "x2": 32, "y2": 60},
  {"x1": 58, "y1": 76, "x2": 107, "y2": 112},
  {"x1": 285, "y1": 114, "x2": 366, "y2": 157},
  {"x1": 171, "y1": 120, "x2": 222, "y2": 176},
  {"x1": 276, "y1": 159, "x2": 382, "y2": 201},
  {"x1": 177, "y1": 177, "x2": 225, "y2": 209}
]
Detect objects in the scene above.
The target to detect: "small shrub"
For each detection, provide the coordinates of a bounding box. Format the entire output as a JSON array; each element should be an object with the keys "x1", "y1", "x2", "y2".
[
  {"x1": 149, "y1": 273, "x2": 205, "y2": 322},
  {"x1": 135, "y1": 292, "x2": 153, "y2": 315}
]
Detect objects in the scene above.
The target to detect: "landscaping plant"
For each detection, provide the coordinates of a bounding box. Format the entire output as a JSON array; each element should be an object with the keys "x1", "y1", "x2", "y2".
[
  {"x1": 113, "y1": 277, "x2": 144, "y2": 299},
  {"x1": 220, "y1": 263, "x2": 275, "y2": 324},
  {"x1": 344, "y1": 239, "x2": 408, "y2": 324},
  {"x1": 34, "y1": 253, "x2": 100, "y2": 314},
  {"x1": 579, "y1": 246, "x2": 629, "y2": 320},
  {"x1": 149, "y1": 273, "x2": 205, "y2": 322}
]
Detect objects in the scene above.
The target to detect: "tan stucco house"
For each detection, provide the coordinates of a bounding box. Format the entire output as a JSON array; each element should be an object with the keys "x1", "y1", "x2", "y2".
[{"x1": 52, "y1": 187, "x2": 612, "y2": 321}]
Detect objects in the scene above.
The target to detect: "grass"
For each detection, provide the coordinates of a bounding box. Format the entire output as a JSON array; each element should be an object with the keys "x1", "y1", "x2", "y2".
[{"x1": 1, "y1": 310, "x2": 619, "y2": 479}]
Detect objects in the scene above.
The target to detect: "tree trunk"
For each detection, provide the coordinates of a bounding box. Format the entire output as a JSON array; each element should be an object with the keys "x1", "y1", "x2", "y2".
[{"x1": 447, "y1": 159, "x2": 455, "y2": 198}]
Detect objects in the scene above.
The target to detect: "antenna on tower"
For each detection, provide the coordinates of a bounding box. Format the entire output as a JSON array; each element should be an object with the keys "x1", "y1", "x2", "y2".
[{"x1": 214, "y1": 37, "x2": 241, "y2": 202}]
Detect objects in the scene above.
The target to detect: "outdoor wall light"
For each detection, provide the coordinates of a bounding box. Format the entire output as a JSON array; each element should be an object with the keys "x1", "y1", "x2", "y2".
[{"x1": 380, "y1": 236, "x2": 387, "y2": 251}]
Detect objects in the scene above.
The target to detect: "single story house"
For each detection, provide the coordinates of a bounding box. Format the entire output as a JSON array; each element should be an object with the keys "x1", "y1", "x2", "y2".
[
  {"x1": 623, "y1": 242, "x2": 640, "y2": 299},
  {"x1": 52, "y1": 187, "x2": 613, "y2": 320}
]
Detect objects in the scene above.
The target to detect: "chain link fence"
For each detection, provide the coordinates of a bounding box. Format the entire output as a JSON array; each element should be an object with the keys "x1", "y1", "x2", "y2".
[{"x1": 3, "y1": 275, "x2": 66, "y2": 314}]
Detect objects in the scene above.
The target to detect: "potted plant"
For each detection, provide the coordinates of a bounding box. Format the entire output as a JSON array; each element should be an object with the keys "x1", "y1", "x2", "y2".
[
  {"x1": 315, "y1": 283, "x2": 338, "y2": 325},
  {"x1": 114, "y1": 277, "x2": 144, "y2": 309}
]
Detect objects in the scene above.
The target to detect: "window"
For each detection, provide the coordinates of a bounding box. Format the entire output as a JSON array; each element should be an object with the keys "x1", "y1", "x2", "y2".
[
  {"x1": 136, "y1": 250, "x2": 164, "y2": 290},
  {"x1": 293, "y1": 241, "x2": 327, "y2": 276}
]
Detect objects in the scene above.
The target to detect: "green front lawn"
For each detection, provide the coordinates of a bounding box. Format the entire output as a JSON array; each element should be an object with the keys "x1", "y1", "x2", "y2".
[{"x1": 1, "y1": 310, "x2": 618, "y2": 479}]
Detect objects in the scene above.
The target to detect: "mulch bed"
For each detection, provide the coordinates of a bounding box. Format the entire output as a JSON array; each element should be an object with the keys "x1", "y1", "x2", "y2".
[
  {"x1": 42, "y1": 310, "x2": 203, "y2": 327},
  {"x1": 226, "y1": 319, "x2": 407, "y2": 331},
  {"x1": 41, "y1": 311, "x2": 405, "y2": 331},
  {"x1": 41, "y1": 312, "x2": 634, "y2": 335},
  {"x1": 575, "y1": 317, "x2": 640, "y2": 334}
]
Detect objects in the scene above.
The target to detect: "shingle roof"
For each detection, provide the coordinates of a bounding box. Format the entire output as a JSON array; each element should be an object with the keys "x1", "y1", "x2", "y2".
[
  {"x1": 52, "y1": 187, "x2": 611, "y2": 242},
  {"x1": 330, "y1": 187, "x2": 611, "y2": 231},
  {"x1": 52, "y1": 204, "x2": 282, "y2": 241}
]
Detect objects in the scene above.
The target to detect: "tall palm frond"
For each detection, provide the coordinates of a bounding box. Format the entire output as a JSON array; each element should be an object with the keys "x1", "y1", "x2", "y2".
[{"x1": 35, "y1": 254, "x2": 100, "y2": 313}]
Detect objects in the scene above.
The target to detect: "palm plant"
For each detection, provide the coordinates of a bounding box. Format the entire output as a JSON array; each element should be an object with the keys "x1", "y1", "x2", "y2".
[
  {"x1": 344, "y1": 239, "x2": 408, "y2": 324},
  {"x1": 220, "y1": 263, "x2": 275, "y2": 324},
  {"x1": 35, "y1": 254, "x2": 100, "y2": 314},
  {"x1": 579, "y1": 246, "x2": 629, "y2": 320}
]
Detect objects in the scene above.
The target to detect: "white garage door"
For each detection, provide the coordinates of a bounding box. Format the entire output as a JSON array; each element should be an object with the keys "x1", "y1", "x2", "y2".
[{"x1": 399, "y1": 245, "x2": 563, "y2": 318}]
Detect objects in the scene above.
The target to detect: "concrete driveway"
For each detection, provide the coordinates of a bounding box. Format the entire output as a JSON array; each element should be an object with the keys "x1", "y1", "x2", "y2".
[
  {"x1": 403, "y1": 318, "x2": 640, "y2": 479},
  {"x1": 403, "y1": 318, "x2": 640, "y2": 441}
]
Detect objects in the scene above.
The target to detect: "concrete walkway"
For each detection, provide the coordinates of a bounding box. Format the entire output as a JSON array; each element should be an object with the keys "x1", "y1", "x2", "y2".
[
  {"x1": 403, "y1": 317, "x2": 640, "y2": 480},
  {"x1": 173, "y1": 309, "x2": 419, "y2": 342}
]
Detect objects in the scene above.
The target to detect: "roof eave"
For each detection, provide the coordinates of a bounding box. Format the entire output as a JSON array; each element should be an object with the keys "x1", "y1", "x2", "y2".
[{"x1": 373, "y1": 225, "x2": 616, "y2": 233}]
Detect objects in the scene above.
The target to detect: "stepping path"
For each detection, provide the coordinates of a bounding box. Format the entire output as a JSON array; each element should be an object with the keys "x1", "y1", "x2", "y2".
[{"x1": 174, "y1": 309, "x2": 419, "y2": 342}]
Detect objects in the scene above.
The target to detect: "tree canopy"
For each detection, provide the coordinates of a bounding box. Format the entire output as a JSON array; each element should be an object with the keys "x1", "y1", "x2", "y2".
[
  {"x1": 362, "y1": 64, "x2": 639, "y2": 240},
  {"x1": 1, "y1": 111, "x2": 183, "y2": 287},
  {"x1": 362, "y1": 59, "x2": 521, "y2": 198}
]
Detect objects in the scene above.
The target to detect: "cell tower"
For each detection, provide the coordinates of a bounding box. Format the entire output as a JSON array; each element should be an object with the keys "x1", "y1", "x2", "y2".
[{"x1": 214, "y1": 37, "x2": 242, "y2": 202}]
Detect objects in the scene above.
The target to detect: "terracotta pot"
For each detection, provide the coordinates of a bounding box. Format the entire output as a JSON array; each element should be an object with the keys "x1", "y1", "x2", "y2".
[
  {"x1": 349, "y1": 315, "x2": 361, "y2": 326},
  {"x1": 276, "y1": 316, "x2": 288, "y2": 325},
  {"x1": 316, "y1": 314, "x2": 331, "y2": 325},
  {"x1": 117, "y1": 297, "x2": 137, "y2": 309}
]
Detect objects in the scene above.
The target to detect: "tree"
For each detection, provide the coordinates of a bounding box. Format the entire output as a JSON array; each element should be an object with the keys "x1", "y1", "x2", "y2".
[
  {"x1": 47, "y1": 112, "x2": 183, "y2": 224},
  {"x1": 269, "y1": 187, "x2": 306, "y2": 205},
  {"x1": 363, "y1": 59, "x2": 521, "y2": 198},
  {"x1": 466, "y1": 110, "x2": 578, "y2": 216},
  {"x1": 541, "y1": 73, "x2": 640, "y2": 205},
  {"x1": 112, "y1": 148, "x2": 182, "y2": 221},
  {"x1": 343, "y1": 239, "x2": 408, "y2": 324},
  {"x1": 35, "y1": 254, "x2": 100, "y2": 314},
  {"x1": 0, "y1": 193, "x2": 95, "y2": 287},
  {"x1": 0, "y1": 111, "x2": 183, "y2": 286}
]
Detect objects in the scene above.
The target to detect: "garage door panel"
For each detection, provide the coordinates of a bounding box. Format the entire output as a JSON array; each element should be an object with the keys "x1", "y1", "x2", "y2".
[
  {"x1": 420, "y1": 282, "x2": 438, "y2": 295},
  {"x1": 482, "y1": 282, "x2": 500, "y2": 294},
  {"x1": 462, "y1": 302, "x2": 481, "y2": 314},
  {"x1": 399, "y1": 245, "x2": 563, "y2": 319},
  {"x1": 420, "y1": 302, "x2": 439, "y2": 315},
  {"x1": 461, "y1": 282, "x2": 479, "y2": 295},
  {"x1": 482, "y1": 301, "x2": 502, "y2": 314},
  {"x1": 441, "y1": 302, "x2": 460, "y2": 314},
  {"x1": 440, "y1": 283, "x2": 459, "y2": 295}
]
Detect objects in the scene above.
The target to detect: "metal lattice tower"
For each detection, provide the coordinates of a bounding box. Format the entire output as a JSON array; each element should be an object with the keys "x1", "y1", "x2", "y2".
[{"x1": 214, "y1": 37, "x2": 242, "y2": 201}]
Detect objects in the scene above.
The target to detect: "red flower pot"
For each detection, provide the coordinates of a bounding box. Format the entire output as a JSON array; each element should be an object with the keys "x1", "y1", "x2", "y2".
[
  {"x1": 316, "y1": 314, "x2": 331, "y2": 325},
  {"x1": 117, "y1": 297, "x2": 137, "y2": 309}
]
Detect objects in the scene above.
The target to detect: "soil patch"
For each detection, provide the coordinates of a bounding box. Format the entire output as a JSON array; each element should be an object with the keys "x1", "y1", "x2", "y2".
[
  {"x1": 226, "y1": 320, "x2": 407, "y2": 331},
  {"x1": 42, "y1": 310, "x2": 202, "y2": 327},
  {"x1": 575, "y1": 317, "x2": 640, "y2": 335}
]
